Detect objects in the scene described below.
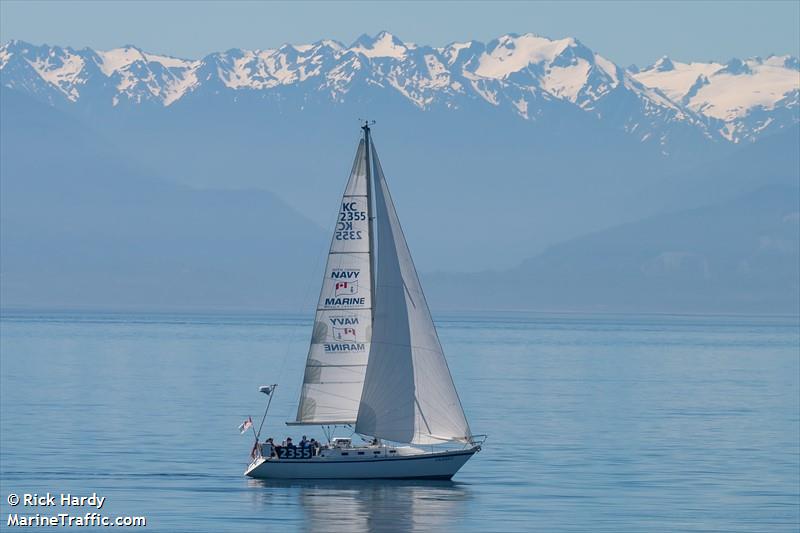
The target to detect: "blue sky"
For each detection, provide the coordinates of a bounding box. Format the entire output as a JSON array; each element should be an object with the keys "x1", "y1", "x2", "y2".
[{"x1": 1, "y1": 0, "x2": 798, "y2": 66}]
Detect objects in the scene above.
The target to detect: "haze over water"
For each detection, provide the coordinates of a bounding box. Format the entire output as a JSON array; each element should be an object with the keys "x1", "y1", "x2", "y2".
[{"x1": 1, "y1": 311, "x2": 798, "y2": 532}]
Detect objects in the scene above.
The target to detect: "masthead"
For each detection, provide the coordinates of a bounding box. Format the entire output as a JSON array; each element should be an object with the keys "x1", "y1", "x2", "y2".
[{"x1": 360, "y1": 119, "x2": 375, "y2": 133}]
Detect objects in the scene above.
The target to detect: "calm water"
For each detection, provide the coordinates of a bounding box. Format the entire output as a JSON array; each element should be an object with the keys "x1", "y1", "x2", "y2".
[{"x1": 1, "y1": 311, "x2": 798, "y2": 532}]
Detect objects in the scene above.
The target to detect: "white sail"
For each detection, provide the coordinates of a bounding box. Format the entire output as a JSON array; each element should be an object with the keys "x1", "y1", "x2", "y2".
[
  {"x1": 355, "y1": 142, "x2": 472, "y2": 445},
  {"x1": 292, "y1": 140, "x2": 373, "y2": 425}
]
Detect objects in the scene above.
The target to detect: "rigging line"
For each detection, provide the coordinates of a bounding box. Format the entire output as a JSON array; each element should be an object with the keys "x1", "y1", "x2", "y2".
[
  {"x1": 415, "y1": 397, "x2": 433, "y2": 434},
  {"x1": 403, "y1": 281, "x2": 416, "y2": 309}
]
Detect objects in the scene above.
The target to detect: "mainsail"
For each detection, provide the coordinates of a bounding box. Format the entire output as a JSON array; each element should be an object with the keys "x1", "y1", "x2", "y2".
[
  {"x1": 354, "y1": 141, "x2": 472, "y2": 445},
  {"x1": 292, "y1": 139, "x2": 373, "y2": 425}
]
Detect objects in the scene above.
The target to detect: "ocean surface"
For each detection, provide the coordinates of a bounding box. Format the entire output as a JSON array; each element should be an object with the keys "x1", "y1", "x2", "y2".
[{"x1": 1, "y1": 310, "x2": 798, "y2": 532}]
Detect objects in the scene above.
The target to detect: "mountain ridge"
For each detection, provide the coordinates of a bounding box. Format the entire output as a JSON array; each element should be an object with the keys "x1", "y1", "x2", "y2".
[
  {"x1": 0, "y1": 89, "x2": 329, "y2": 310},
  {"x1": 425, "y1": 183, "x2": 800, "y2": 314},
  {"x1": 1, "y1": 33, "x2": 798, "y2": 311},
  {"x1": 2, "y1": 32, "x2": 797, "y2": 144}
]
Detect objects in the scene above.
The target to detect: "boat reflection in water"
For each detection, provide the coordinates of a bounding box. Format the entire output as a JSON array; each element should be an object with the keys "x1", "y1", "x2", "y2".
[{"x1": 246, "y1": 478, "x2": 472, "y2": 532}]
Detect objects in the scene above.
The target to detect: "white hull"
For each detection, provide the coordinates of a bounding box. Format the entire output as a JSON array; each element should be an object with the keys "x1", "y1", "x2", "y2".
[{"x1": 245, "y1": 447, "x2": 478, "y2": 480}]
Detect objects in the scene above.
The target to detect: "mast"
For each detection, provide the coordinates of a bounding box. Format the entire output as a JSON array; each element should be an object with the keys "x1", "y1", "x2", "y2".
[{"x1": 362, "y1": 120, "x2": 376, "y2": 322}]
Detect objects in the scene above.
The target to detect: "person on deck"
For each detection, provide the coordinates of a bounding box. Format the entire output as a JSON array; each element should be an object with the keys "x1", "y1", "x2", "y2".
[{"x1": 265, "y1": 437, "x2": 276, "y2": 458}]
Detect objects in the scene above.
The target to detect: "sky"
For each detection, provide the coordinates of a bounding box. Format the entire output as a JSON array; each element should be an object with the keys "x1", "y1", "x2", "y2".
[{"x1": 1, "y1": 0, "x2": 798, "y2": 66}]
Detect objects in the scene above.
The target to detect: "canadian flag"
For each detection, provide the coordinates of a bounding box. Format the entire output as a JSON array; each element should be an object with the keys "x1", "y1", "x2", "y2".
[
  {"x1": 333, "y1": 327, "x2": 357, "y2": 342},
  {"x1": 238, "y1": 416, "x2": 253, "y2": 434},
  {"x1": 335, "y1": 280, "x2": 358, "y2": 296}
]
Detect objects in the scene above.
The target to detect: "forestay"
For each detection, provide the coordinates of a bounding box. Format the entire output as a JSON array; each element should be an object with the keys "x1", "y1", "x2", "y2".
[
  {"x1": 355, "y1": 142, "x2": 472, "y2": 445},
  {"x1": 292, "y1": 140, "x2": 373, "y2": 425}
]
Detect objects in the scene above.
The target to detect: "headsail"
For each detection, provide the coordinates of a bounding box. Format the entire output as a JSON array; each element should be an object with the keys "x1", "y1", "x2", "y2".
[
  {"x1": 355, "y1": 140, "x2": 472, "y2": 445},
  {"x1": 292, "y1": 139, "x2": 373, "y2": 425}
]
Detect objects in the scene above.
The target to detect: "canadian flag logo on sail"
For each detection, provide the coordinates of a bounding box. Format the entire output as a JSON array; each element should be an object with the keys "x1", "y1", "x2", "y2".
[
  {"x1": 335, "y1": 280, "x2": 358, "y2": 296},
  {"x1": 333, "y1": 327, "x2": 357, "y2": 342}
]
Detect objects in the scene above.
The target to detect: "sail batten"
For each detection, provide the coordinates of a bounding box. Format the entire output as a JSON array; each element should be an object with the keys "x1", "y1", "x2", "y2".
[
  {"x1": 355, "y1": 140, "x2": 472, "y2": 445},
  {"x1": 291, "y1": 139, "x2": 374, "y2": 425}
]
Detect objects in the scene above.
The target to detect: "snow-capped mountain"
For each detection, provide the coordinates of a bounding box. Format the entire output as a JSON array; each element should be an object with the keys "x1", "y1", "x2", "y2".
[
  {"x1": 0, "y1": 41, "x2": 202, "y2": 106},
  {"x1": 4, "y1": 33, "x2": 798, "y2": 311},
  {"x1": 632, "y1": 55, "x2": 799, "y2": 142},
  {"x1": 4, "y1": 32, "x2": 795, "y2": 146}
]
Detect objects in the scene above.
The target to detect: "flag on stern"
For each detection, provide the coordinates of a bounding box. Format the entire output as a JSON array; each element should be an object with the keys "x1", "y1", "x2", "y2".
[{"x1": 238, "y1": 416, "x2": 253, "y2": 434}]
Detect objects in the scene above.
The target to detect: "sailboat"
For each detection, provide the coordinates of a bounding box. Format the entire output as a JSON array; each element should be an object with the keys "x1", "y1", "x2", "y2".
[{"x1": 244, "y1": 122, "x2": 483, "y2": 480}]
